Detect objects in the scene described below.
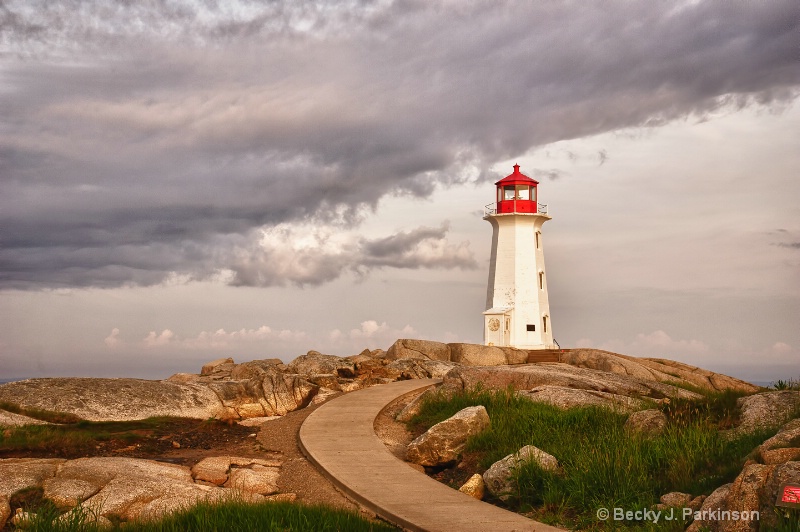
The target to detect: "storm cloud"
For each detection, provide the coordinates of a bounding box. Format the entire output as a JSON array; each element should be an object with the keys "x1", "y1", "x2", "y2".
[{"x1": 1, "y1": 0, "x2": 798, "y2": 289}]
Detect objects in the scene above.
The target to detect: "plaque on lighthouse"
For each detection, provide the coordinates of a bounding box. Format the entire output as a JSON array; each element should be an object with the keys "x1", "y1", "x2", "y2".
[{"x1": 483, "y1": 164, "x2": 554, "y2": 349}]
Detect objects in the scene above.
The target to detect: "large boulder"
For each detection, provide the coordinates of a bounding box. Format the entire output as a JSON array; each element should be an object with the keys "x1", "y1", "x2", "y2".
[
  {"x1": 406, "y1": 406, "x2": 491, "y2": 467},
  {"x1": 736, "y1": 391, "x2": 800, "y2": 433},
  {"x1": 386, "y1": 339, "x2": 451, "y2": 361},
  {"x1": 483, "y1": 445, "x2": 560, "y2": 501},
  {"x1": 518, "y1": 385, "x2": 644, "y2": 412},
  {"x1": 442, "y1": 364, "x2": 702, "y2": 401},
  {"x1": 625, "y1": 409, "x2": 668, "y2": 436},
  {"x1": 562, "y1": 349, "x2": 759, "y2": 393},
  {"x1": 759, "y1": 419, "x2": 800, "y2": 464},
  {"x1": 200, "y1": 357, "x2": 235, "y2": 377},
  {"x1": 384, "y1": 358, "x2": 458, "y2": 381},
  {"x1": 448, "y1": 343, "x2": 507, "y2": 366},
  {"x1": 287, "y1": 351, "x2": 356, "y2": 378},
  {"x1": 0, "y1": 378, "x2": 228, "y2": 422},
  {"x1": 259, "y1": 373, "x2": 319, "y2": 416},
  {"x1": 230, "y1": 359, "x2": 285, "y2": 380}
]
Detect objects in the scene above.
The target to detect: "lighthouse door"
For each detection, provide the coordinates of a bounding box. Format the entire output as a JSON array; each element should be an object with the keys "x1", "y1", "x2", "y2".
[{"x1": 484, "y1": 309, "x2": 511, "y2": 347}]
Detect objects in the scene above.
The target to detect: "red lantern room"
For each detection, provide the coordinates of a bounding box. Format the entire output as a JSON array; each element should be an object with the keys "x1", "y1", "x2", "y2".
[{"x1": 494, "y1": 164, "x2": 539, "y2": 214}]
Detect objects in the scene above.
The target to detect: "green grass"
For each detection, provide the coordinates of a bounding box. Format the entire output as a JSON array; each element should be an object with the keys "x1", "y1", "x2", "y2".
[
  {"x1": 0, "y1": 417, "x2": 220, "y2": 456},
  {"x1": 409, "y1": 386, "x2": 781, "y2": 530},
  {"x1": 16, "y1": 499, "x2": 398, "y2": 531},
  {"x1": 0, "y1": 401, "x2": 83, "y2": 424}
]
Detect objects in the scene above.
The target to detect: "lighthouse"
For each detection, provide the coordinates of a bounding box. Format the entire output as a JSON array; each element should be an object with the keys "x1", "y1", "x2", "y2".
[{"x1": 483, "y1": 164, "x2": 554, "y2": 349}]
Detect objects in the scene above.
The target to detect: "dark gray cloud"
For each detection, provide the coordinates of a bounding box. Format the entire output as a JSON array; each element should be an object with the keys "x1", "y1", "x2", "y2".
[
  {"x1": 226, "y1": 222, "x2": 476, "y2": 287},
  {"x1": 1, "y1": 0, "x2": 798, "y2": 289}
]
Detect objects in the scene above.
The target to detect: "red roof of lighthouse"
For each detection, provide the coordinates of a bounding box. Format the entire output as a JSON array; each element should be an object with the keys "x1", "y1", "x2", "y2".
[{"x1": 495, "y1": 164, "x2": 539, "y2": 186}]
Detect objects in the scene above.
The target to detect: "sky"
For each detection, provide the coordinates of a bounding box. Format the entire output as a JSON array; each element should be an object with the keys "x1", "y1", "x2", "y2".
[{"x1": 1, "y1": 0, "x2": 798, "y2": 382}]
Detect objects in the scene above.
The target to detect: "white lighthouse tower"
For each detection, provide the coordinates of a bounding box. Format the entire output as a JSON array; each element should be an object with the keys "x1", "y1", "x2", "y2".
[{"x1": 483, "y1": 164, "x2": 554, "y2": 349}]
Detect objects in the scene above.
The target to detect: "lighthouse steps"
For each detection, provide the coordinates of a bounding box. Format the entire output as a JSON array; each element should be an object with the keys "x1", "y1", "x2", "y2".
[{"x1": 526, "y1": 349, "x2": 568, "y2": 363}]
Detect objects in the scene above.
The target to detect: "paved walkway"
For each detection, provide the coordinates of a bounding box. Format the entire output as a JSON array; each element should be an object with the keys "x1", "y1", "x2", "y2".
[{"x1": 299, "y1": 378, "x2": 563, "y2": 532}]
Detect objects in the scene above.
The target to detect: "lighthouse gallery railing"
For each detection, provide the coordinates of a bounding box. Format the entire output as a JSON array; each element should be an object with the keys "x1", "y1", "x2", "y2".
[{"x1": 484, "y1": 203, "x2": 548, "y2": 216}]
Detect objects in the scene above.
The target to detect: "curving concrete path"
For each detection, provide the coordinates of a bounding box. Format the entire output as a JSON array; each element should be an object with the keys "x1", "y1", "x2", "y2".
[{"x1": 299, "y1": 378, "x2": 563, "y2": 532}]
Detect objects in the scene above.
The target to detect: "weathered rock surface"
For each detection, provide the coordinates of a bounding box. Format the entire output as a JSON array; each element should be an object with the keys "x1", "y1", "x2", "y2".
[
  {"x1": 736, "y1": 391, "x2": 800, "y2": 433},
  {"x1": 443, "y1": 364, "x2": 702, "y2": 401},
  {"x1": 406, "y1": 406, "x2": 490, "y2": 467},
  {"x1": 201, "y1": 357, "x2": 235, "y2": 377},
  {"x1": 562, "y1": 349, "x2": 759, "y2": 393},
  {"x1": 227, "y1": 465, "x2": 280, "y2": 495},
  {"x1": 687, "y1": 483, "x2": 731, "y2": 531},
  {"x1": 625, "y1": 409, "x2": 668, "y2": 436},
  {"x1": 287, "y1": 351, "x2": 356, "y2": 378},
  {"x1": 0, "y1": 458, "x2": 66, "y2": 496},
  {"x1": 448, "y1": 343, "x2": 508, "y2": 366},
  {"x1": 658, "y1": 491, "x2": 692, "y2": 508},
  {"x1": 518, "y1": 385, "x2": 644, "y2": 411},
  {"x1": 0, "y1": 455, "x2": 286, "y2": 525},
  {"x1": 483, "y1": 445, "x2": 560, "y2": 502},
  {"x1": 458, "y1": 473, "x2": 485, "y2": 500},
  {"x1": 759, "y1": 418, "x2": 800, "y2": 464},
  {"x1": 0, "y1": 494, "x2": 9, "y2": 530},
  {"x1": 387, "y1": 339, "x2": 451, "y2": 361},
  {"x1": 0, "y1": 379, "x2": 227, "y2": 422}
]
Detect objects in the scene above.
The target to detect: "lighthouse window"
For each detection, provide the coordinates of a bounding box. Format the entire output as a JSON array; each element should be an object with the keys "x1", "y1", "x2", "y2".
[
  {"x1": 527, "y1": 324, "x2": 536, "y2": 332},
  {"x1": 539, "y1": 271, "x2": 544, "y2": 289},
  {"x1": 516, "y1": 185, "x2": 530, "y2": 200},
  {"x1": 535, "y1": 231, "x2": 541, "y2": 249},
  {"x1": 531, "y1": 187, "x2": 537, "y2": 202},
  {"x1": 503, "y1": 186, "x2": 516, "y2": 200},
  {"x1": 543, "y1": 316, "x2": 548, "y2": 333}
]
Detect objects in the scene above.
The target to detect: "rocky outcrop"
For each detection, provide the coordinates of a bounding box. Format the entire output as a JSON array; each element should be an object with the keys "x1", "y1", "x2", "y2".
[
  {"x1": 736, "y1": 391, "x2": 800, "y2": 433},
  {"x1": 561, "y1": 349, "x2": 759, "y2": 394},
  {"x1": 443, "y1": 364, "x2": 702, "y2": 401},
  {"x1": 625, "y1": 409, "x2": 668, "y2": 436},
  {"x1": 518, "y1": 385, "x2": 644, "y2": 412},
  {"x1": 406, "y1": 406, "x2": 491, "y2": 467},
  {"x1": 287, "y1": 351, "x2": 356, "y2": 378},
  {"x1": 483, "y1": 445, "x2": 560, "y2": 502},
  {"x1": 0, "y1": 379, "x2": 227, "y2": 422},
  {"x1": 201, "y1": 357, "x2": 236, "y2": 378},
  {"x1": 0, "y1": 456, "x2": 287, "y2": 526}
]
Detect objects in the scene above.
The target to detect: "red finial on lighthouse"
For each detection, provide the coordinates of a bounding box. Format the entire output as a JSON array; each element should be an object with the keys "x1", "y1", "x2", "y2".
[{"x1": 513, "y1": 164, "x2": 520, "y2": 174}]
